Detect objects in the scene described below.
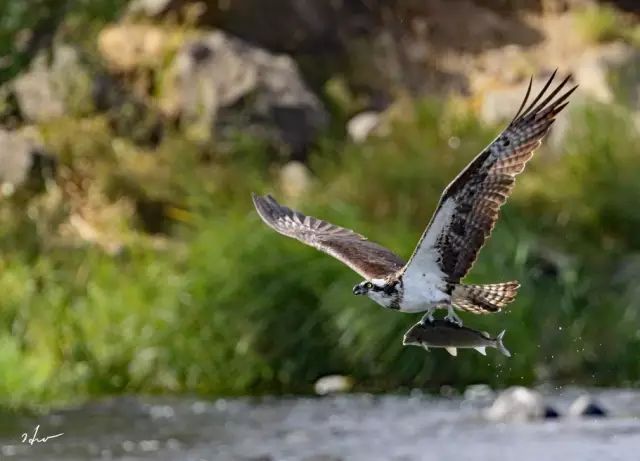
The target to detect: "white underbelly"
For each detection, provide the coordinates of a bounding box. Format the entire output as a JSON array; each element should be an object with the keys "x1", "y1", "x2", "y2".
[{"x1": 399, "y1": 273, "x2": 450, "y2": 313}]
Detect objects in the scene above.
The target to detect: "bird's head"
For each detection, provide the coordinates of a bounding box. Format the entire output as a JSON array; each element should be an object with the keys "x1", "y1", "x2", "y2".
[
  {"x1": 352, "y1": 278, "x2": 400, "y2": 308},
  {"x1": 352, "y1": 280, "x2": 376, "y2": 296}
]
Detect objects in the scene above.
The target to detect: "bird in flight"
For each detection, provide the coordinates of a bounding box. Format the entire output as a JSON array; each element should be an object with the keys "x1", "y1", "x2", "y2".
[{"x1": 252, "y1": 71, "x2": 576, "y2": 326}]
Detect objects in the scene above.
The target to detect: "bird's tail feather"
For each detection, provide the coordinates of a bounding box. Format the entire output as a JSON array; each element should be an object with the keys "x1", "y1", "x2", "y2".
[{"x1": 451, "y1": 281, "x2": 519, "y2": 314}]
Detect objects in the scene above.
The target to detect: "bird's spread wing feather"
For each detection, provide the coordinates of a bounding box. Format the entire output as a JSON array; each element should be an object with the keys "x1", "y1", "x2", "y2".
[
  {"x1": 252, "y1": 194, "x2": 405, "y2": 279},
  {"x1": 402, "y1": 71, "x2": 577, "y2": 283}
]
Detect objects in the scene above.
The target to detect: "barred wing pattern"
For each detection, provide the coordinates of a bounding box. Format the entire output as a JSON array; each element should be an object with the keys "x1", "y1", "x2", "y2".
[
  {"x1": 252, "y1": 194, "x2": 405, "y2": 279},
  {"x1": 403, "y1": 71, "x2": 577, "y2": 284}
]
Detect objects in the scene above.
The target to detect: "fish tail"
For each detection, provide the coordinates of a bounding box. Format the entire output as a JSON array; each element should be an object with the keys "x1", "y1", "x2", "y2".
[{"x1": 496, "y1": 330, "x2": 511, "y2": 357}]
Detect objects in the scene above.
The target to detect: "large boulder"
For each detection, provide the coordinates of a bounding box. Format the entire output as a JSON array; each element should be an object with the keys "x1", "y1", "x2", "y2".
[
  {"x1": 0, "y1": 129, "x2": 56, "y2": 194},
  {"x1": 126, "y1": 0, "x2": 358, "y2": 53},
  {"x1": 165, "y1": 31, "x2": 328, "y2": 159}
]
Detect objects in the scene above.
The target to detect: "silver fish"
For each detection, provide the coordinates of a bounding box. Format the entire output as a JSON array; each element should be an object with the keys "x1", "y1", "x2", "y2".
[{"x1": 402, "y1": 320, "x2": 511, "y2": 357}]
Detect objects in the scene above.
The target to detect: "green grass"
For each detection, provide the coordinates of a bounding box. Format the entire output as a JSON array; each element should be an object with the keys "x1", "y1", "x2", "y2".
[{"x1": 2, "y1": 94, "x2": 640, "y2": 408}]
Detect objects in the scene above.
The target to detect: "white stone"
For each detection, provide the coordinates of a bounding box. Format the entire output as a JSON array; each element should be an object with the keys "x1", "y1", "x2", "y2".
[
  {"x1": 279, "y1": 161, "x2": 311, "y2": 201},
  {"x1": 347, "y1": 111, "x2": 382, "y2": 143},
  {"x1": 314, "y1": 375, "x2": 353, "y2": 395},
  {"x1": 484, "y1": 386, "x2": 546, "y2": 422}
]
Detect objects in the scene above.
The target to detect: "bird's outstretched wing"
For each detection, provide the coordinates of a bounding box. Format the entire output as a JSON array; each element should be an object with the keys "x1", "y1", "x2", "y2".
[
  {"x1": 252, "y1": 194, "x2": 405, "y2": 279},
  {"x1": 402, "y1": 71, "x2": 577, "y2": 284}
]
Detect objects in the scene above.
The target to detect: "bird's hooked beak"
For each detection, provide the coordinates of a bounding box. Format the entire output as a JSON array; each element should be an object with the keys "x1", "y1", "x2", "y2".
[{"x1": 353, "y1": 284, "x2": 366, "y2": 295}]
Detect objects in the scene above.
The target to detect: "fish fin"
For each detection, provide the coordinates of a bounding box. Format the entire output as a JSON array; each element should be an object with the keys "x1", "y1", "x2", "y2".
[
  {"x1": 474, "y1": 346, "x2": 487, "y2": 356},
  {"x1": 445, "y1": 347, "x2": 458, "y2": 357},
  {"x1": 422, "y1": 345, "x2": 430, "y2": 352},
  {"x1": 496, "y1": 330, "x2": 511, "y2": 357}
]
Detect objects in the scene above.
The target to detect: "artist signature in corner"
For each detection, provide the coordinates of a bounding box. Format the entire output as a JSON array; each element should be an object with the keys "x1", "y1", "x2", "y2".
[{"x1": 20, "y1": 425, "x2": 64, "y2": 446}]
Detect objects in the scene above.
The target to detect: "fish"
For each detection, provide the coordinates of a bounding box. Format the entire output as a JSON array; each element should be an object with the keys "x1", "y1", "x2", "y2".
[{"x1": 402, "y1": 319, "x2": 511, "y2": 357}]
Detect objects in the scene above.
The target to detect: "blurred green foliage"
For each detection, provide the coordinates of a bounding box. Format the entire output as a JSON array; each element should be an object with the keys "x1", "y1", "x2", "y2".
[
  {"x1": 0, "y1": 0, "x2": 128, "y2": 84},
  {"x1": 2, "y1": 93, "x2": 640, "y2": 408}
]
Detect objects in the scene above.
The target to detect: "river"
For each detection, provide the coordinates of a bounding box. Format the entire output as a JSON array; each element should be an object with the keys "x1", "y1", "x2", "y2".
[{"x1": 1, "y1": 388, "x2": 639, "y2": 460}]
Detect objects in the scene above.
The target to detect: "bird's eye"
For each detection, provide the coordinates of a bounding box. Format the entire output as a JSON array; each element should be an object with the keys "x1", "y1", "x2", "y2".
[{"x1": 365, "y1": 282, "x2": 373, "y2": 289}]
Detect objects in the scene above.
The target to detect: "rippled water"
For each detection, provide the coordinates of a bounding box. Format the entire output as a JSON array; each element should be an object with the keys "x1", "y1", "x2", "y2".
[{"x1": 1, "y1": 388, "x2": 639, "y2": 461}]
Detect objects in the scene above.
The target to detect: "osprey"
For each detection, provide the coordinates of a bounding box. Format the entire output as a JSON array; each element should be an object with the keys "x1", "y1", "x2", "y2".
[{"x1": 252, "y1": 71, "x2": 576, "y2": 326}]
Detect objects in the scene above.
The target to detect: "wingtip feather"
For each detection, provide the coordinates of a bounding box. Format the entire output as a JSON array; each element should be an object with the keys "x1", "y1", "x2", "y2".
[{"x1": 513, "y1": 70, "x2": 577, "y2": 126}]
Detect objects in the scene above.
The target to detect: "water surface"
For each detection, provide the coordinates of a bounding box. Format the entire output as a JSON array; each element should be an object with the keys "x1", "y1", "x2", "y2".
[{"x1": 1, "y1": 388, "x2": 639, "y2": 460}]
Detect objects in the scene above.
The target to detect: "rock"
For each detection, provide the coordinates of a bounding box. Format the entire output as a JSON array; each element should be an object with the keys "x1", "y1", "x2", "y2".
[
  {"x1": 127, "y1": 0, "x2": 175, "y2": 17},
  {"x1": 217, "y1": 0, "x2": 347, "y2": 53},
  {"x1": 98, "y1": 24, "x2": 169, "y2": 73},
  {"x1": 574, "y1": 42, "x2": 640, "y2": 108},
  {"x1": 568, "y1": 395, "x2": 608, "y2": 418},
  {"x1": 167, "y1": 31, "x2": 327, "y2": 158},
  {"x1": 543, "y1": 406, "x2": 561, "y2": 419},
  {"x1": 127, "y1": 0, "x2": 352, "y2": 53},
  {"x1": 13, "y1": 55, "x2": 65, "y2": 122},
  {"x1": 347, "y1": 111, "x2": 382, "y2": 143},
  {"x1": 279, "y1": 161, "x2": 311, "y2": 202},
  {"x1": 313, "y1": 375, "x2": 353, "y2": 396},
  {"x1": 484, "y1": 386, "x2": 558, "y2": 422},
  {"x1": 0, "y1": 129, "x2": 55, "y2": 194},
  {"x1": 12, "y1": 44, "x2": 93, "y2": 122}
]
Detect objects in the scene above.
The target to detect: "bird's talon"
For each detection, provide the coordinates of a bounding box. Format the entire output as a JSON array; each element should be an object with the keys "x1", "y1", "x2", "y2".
[
  {"x1": 445, "y1": 315, "x2": 463, "y2": 327},
  {"x1": 420, "y1": 312, "x2": 435, "y2": 325},
  {"x1": 444, "y1": 307, "x2": 463, "y2": 326}
]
